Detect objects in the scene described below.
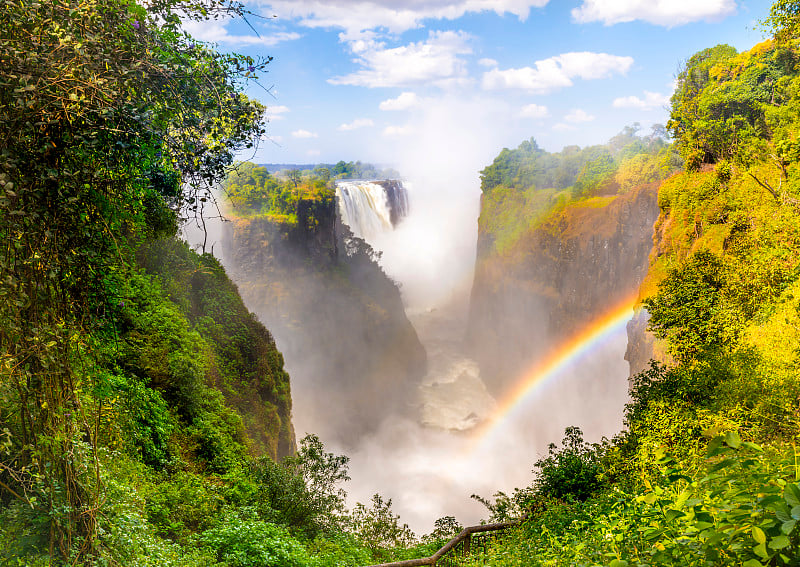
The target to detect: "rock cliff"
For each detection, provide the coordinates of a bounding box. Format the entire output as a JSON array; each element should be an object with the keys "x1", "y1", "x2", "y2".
[
  {"x1": 467, "y1": 183, "x2": 660, "y2": 394},
  {"x1": 221, "y1": 198, "x2": 426, "y2": 446}
]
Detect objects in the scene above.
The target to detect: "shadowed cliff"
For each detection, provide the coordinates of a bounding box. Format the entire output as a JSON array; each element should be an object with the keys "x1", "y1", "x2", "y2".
[
  {"x1": 221, "y1": 193, "x2": 426, "y2": 446},
  {"x1": 467, "y1": 182, "x2": 660, "y2": 395}
]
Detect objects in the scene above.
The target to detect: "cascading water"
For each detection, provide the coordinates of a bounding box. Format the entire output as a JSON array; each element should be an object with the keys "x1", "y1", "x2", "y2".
[
  {"x1": 336, "y1": 180, "x2": 409, "y2": 241},
  {"x1": 334, "y1": 179, "x2": 496, "y2": 434}
]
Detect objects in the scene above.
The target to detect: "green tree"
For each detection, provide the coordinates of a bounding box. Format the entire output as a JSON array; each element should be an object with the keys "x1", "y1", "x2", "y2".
[
  {"x1": 349, "y1": 494, "x2": 416, "y2": 553},
  {"x1": 765, "y1": 0, "x2": 800, "y2": 43},
  {"x1": 0, "y1": 0, "x2": 266, "y2": 558},
  {"x1": 251, "y1": 434, "x2": 350, "y2": 537},
  {"x1": 532, "y1": 427, "x2": 602, "y2": 502},
  {"x1": 643, "y1": 250, "x2": 737, "y2": 362}
]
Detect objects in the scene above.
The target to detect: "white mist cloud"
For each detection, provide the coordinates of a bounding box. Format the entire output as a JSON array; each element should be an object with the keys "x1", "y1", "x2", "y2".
[
  {"x1": 338, "y1": 118, "x2": 375, "y2": 130},
  {"x1": 519, "y1": 103, "x2": 548, "y2": 118},
  {"x1": 572, "y1": 0, "x2": 736, "y2": 26},
  {"x1": 613, "y1": 90, "x2": 670, "y2": 110},
  {"x1": 366, "y1": 94, "x2": 518, "y2": 310},
  {"x1": 338, "y1": 329, "x2": 631, "y2": 533},
  {"x1": 292, "y1": 129, "x2": 319, "y2": 138},
  {"x1": 482, "y1": 51, "x2": 634, "y2": 93},
  {"x1": 565, "y1": 108, "x2": 594, "y2": 123},
  {"x1": 329, "y1": 31, "x2": 473, "y2": 88},
  {"x1": 380, "y1": 92, "x2": 420, "y2": 111},
  {"x1": 478, "y1": 57, "x2": 498, "y2": 68}
]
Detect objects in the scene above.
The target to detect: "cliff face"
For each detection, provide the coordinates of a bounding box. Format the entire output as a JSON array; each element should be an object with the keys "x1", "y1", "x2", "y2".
[
  {"x1": 221, "y1": 199, "x2": 426, "y2": 446},
  {"x1": 467, "y1": 183, "x2": 660, "y2": 394},
  {"x1": 138, "y1": 238, "x2": 296, "y2": 460}
]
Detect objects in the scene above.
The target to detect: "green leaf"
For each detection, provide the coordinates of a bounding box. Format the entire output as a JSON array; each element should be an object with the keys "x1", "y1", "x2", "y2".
[
  {"x1": 785, "y1": 484, "x2": 800, "y2": 508},
  {"x1": 775, "y1": 505, "x2": 792, "y2": 522},
  {"x1": 710, "y1": 458, "x2": 736, "y2": 472},
  {"x1": 724, "y1": 430, "x2": 741, "y2": 449},
  {"x1": 769, "y1": 535, "x2": 790, "y2": 550},
  {"x1": 665, "y1": 509, "x2": 686, "y2": 522},
  {"x1": 782, "y1": 519, "x2": 797, "y2": 535},
  {"x1": 641, "y1": 493, "x2": 658, "y2": 505},
  {"x1": 694, "y1": 521, "x2": 714, "y2": 530},
  {"x1": 752, "y1": 525, "x2": 767, "y2": 544},
  {"x1": 742, "y1": 560, "x2": 764, "y2": 567},
  {"x1": 753, "y1": 542, "x2": 769, "y2": 559},
  {"x1": 609, "y1": 560, "x2": 628, "y2": 567},
  {"x1": 793, "y1": 505, "x2": 800, "y2": 521}
]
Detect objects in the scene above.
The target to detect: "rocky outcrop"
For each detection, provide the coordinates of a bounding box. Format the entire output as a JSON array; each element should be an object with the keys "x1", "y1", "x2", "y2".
[
  {"x1": 376, "y1": 180, "x2": 410, "y2": 226},
  {"x1": 221, "y1": 200, "x2": 426, "y2": 446},
  {"x1": 624, "y1": 308, "x2": 656, "y2": 378},
  {"x1": 467, "y1": 183, "x2": 660, "y2": 395}
]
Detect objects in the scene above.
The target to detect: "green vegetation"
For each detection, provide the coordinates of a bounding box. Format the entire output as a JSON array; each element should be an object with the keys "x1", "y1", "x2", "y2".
[
  {"x1": 8, "y1": 0, "x2": 800, "y2": 563},
  {"x1": 223, "y1": 162, "x2": 334, "y2": 223},
  {"x1": 0, "y1": 0, "x2": 432, "y2": 564},
  {"x1": 329, "y1": 160, "x2": 400, "y2": 180},
  {"x1": 477, "y1": 125, "x2": 681, "y2": 254},
  {"x1": 454, "y1": 5, "x2": 800, "y2": 565}
]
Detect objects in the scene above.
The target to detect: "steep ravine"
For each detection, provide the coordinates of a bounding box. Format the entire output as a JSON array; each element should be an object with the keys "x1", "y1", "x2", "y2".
[
  {"x1": 467, "y1": 183, "x2": 660, "y2": 395},
  {"x1": 221, "y1": 197, "x2": 427, "y2": 446}
]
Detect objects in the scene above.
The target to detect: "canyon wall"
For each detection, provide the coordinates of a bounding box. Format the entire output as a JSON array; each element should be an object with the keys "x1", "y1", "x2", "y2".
[
  {"x1": 221, "y1": 197, "x2": 426, "y2": 446},
  {"x1": 467, "y1": 183, "x2": 660, "y2": 395}
]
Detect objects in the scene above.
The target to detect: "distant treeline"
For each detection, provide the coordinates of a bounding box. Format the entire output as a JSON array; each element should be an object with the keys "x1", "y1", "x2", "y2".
[
  {"x1": 480, "y1": 123, "x2": 681, "y2": 196},
  {"x1": 263, "y1": 160, "x2": 400, "y2": 180}
]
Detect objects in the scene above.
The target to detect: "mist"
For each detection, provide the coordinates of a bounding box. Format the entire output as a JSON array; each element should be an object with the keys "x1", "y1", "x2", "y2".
[
  {"x1": 185, "y1": 93, "x2": 634, "y2": 535},
  {"x1": 324, "y1": 95, "x2": 632, "y2": 534},
  {"x1": 371, "y1": 95, "x2": 519, "y2": 310}
]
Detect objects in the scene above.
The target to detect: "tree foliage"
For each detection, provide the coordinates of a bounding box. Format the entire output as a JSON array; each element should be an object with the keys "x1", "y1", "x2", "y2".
[
  {"x1": 223, "y1": 161, "x2": 333, "y2": 223},
  {"x1": 643, "y1": 250, "x2": 737, "y2": 362},
  {"x1": 479, "y1": 125, "x2": 672, "y2": 196},
  {"x1": 0, "y1": 0, "x2": 268, "y2": 558}
]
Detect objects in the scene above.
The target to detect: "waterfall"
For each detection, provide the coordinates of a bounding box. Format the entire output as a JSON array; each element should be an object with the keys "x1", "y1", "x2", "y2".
[{"x1": 335, "y1": 180, "x2": 409, "y2": 240}]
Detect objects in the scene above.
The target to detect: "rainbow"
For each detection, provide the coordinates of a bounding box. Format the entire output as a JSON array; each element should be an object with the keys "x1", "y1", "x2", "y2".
[{"x1": 472, "y1": 293, "x2": 638, "y2": 450}]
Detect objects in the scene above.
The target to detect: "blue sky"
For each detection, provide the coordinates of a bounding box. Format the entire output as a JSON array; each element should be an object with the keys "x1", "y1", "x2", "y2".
[{"x1": 183, "y1": 0, "x2": 773, "y2": 168}]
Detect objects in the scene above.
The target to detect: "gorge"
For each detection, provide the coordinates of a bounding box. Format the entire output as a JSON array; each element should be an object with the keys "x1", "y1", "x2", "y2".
[
  {"x1": 9, "y1": 3, "x2": 800, "y2": 563},
  {"x1": 207, "y1": 140, "x2": 666, "y2": 531}
]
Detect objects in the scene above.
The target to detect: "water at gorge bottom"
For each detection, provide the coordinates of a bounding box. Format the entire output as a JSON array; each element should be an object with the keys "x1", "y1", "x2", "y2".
[{"x1": 339, "y1": 292, "x2": 631, "y2": 534}]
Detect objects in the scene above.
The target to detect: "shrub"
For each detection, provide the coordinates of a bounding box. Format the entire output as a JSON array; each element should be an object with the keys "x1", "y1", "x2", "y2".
[{"x1": 198, "y1": 512, "x2": 313, "y2": 567}]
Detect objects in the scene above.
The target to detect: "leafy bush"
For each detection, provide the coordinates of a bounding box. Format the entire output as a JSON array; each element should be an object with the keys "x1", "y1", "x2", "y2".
[
  {"x1": 644, "y1": 250, "x2": 738, "y2": 362},
  {"x1": 146, "y1": 472, "x2": 223, "y2": 544},
  {"x1": 198, "y1": 512, "x2": 312, "y2": 567},
  {"x1": 532, "y1": 427, "x2": 603, "y2": 503}
]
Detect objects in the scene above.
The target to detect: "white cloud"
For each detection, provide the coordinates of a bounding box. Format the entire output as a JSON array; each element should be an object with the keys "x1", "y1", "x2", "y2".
[
  {"x1": 519, "y1": 103, "x2": 548, "y2": 118},
  {"x1": 383, "y1": 124, "x2": 413, "y2": 136},
  {"x1": 553, "y1": 123, "x2": 577, "y2": 131},
  {"x1": 338, "y1": 118, "x2": 375, "y2": 130},
  {"x1": 264, "y1": 0, "x2": 549, "y2": 37},
  {"x1": 307, "y1": 149, "x2": 321, "y2": 156},
  {"x1": 329, "y1": 30, "x2": 473, "y2": 88},
  {"x1": 565, "y1": 108, "x2": 594, "y2": 123},
  {"x1": 613, "y1": 90, "x2": 670, "y2": 110},
  {"x1": 571, "y1": 0, "x2": 736, "y2": 26},
  {"x1": 380, "y1": 92, "x2": 420, "y2": 111},
  {"x1": 266, "y1": 105, "x2": 290, "y2": 120},
  {"x1": 292, "y1": 129, "x2": 319, "y2": 138},
  {"x1": 181, "y1": 19, "x2": 301, "y2": 46},
  {"x1": 482, "y1": 51, "x2": 633, "y2": 93},
  {"x1": 478, "y1": 58, "x2": 498, "y2": 68}
]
